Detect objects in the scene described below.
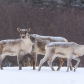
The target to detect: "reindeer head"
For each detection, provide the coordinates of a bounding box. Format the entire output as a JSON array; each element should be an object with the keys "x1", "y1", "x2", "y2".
[
  {"x1": 17, "y1": 28, "x2": 37, "y2": 44},
  {"x1": 17, "y1": 28, "x2": 30, "y2": 39}
]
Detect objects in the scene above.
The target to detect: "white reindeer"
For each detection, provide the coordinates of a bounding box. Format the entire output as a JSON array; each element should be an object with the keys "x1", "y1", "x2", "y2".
[
  {"x1": 38, "y1": 42, "x2": 83, "y2": 72},
  {"x1": 26, "y1": 34, "x2": 72, "y2": 71},
  {"x1": 0, "y1": 28, "x2": 36, "y2": 70}
]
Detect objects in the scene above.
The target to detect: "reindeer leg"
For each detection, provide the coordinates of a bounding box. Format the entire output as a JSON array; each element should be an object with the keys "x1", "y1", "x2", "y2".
[
  {"x1": 0, "y1": 59, "x2": 3, "y2": 70},
  {"x1": 70, "y1": 62, "x2": 73, "y2": 71},
  {"x1": 74, "y1": 58, "x2": 80, "y2": 72},
  {"x1": 32, "y1": 56, "x2": 37, "y2": 70},
  {"x1": 57, "y1": 57, "x2": 64, "y2": 71},
  {"x1": 38, "y1": 55, "x2": 49, "y2": 71},
  {"x1": 0, "y1": 54, "x2": 6, "y2": 70},
  {"x1": 31, "y1": 53, "x2": 37, "y2": 70},
  {"x1": 28, "y1": 57, "x2": 31, "y2": 66},
  {"x1": 17, "y1": 55, "x2": 23, "y2": 70},
  {"x1": 64, "y1": 58, "x2": 73, "y2": 71},
  {"x1": 0, "y1": 60, "x2": 3, "y2": 70},
  {"x1": 47, "y1": 55, "x2": 56, "y2": 71},
  {"x1": 66, "y1": 57, "x2": 72, "y2": 72}
]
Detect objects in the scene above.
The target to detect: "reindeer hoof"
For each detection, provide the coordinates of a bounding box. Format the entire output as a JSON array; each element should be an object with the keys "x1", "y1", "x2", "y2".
[
  {"x1": 74, "y1": 69, "x2": 76, "y2": 72},
  {"x1": 33, "y1": 68, "x2": 35, "y2": 70},
  {"x1": 1, "y1": 67, "x2": 3, "y2": 70},
  {"x1": 57, "y1": 68, "x2": 60, "y2": 71},
  {"x1": 52, "y1": 69, "x2": 55, "y2": 71},
  {"x1": 66, "y1": 70, "x2": 69, "y2": 72},
  {"x1": 38, "y1": 69, "x2": 40, "y2": 71},
  {"x1": 0, "y1": 68, "x2": 3, "y2": 70},
  {"x1": 19, "y1": 67, "x2": 22, "y2": 70},
  {"x1": 74, "y1": 67, "x2": 76, "y2": 72},
  {"x1": 70, "y1": 69, "x2": 73, "y2": 71}
]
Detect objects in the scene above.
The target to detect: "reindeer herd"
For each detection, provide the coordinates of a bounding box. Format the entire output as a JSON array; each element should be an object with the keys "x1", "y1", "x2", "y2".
[{"x1": 0, "y1": 28, "x2": 83, "y2": 72}]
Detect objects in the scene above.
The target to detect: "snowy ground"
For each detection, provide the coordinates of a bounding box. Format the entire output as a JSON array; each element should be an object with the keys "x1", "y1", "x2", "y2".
[{"x1": 0, "y1": 66, "x2": 84, "y2": 84}]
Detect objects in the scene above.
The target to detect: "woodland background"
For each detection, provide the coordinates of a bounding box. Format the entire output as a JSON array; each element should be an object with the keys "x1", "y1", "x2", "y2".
[{"x1": 0, "y1": 0, "x2": 84, "y2": 67}]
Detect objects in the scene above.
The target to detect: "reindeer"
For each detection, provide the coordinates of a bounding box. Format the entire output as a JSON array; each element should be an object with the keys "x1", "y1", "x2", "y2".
[
  {"x1": 20, "y1": 34, "x2": 72, "y2": 71},
  {"x1": 0, "y1": 28, "x2": 36, "y2": 70},
  {"x1": 38, "y1": 42, "x2": 83, "y2": 72}
]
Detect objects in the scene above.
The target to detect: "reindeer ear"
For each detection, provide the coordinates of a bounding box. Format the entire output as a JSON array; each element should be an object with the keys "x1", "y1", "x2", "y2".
[
  {"x1": 27, "y1": 28, "x2": 31, "y2": 32},
  {"x1": 17, "y1": 28, "x2": 21, "y2": 32}
]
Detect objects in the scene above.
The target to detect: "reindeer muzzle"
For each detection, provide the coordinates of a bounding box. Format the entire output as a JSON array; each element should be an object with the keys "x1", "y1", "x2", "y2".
[{"x1": 22, "y1": 36, "x2": 25, "y2": 38}]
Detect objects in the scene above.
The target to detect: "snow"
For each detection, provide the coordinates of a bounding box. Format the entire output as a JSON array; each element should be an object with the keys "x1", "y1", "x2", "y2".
[
  {"x1": 47, "y1": 42, "x2": 78, "y2": 47},
  {"x1": 31, "y1": 34, "x2": 67, "y2": 41},
  {"x1": 1, "y1": 39, "x2": 19, "y2": 42},
  {"x1": 0, "y1": 66, "x2": 84, "y2": 84},
  {"x1": 0, "y1": 39, "x2": 22, "y2": 45}
]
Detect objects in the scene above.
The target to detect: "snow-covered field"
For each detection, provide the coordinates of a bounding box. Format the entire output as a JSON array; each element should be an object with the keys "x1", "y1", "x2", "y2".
[{"x1": 0, "y1": 66, "x2": 84, "y2": 84}]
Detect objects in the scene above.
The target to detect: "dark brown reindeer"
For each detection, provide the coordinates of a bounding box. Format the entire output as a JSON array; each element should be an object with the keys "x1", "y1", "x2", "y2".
[
  {"x1": 0, "y1": 28, "x2": 36, "y2": 70},
  {"x1": 20, "y1": 33, "x2": 72, "y2": 71}
]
